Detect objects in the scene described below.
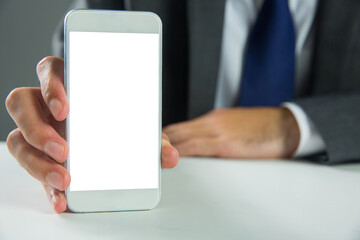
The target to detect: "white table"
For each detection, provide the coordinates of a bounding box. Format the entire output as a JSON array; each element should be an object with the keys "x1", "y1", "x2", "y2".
[{"x1": 1, "y1": 142, "x2": 360, "y2": 240}]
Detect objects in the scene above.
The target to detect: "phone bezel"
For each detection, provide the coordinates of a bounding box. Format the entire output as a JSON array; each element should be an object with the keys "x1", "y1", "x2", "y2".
[{"x1": 64, "y1": 9, "x2": 162, "y2": 213}]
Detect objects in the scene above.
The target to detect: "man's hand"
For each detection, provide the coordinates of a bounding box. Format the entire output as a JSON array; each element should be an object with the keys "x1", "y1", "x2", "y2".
[
  {"x1": 164, "y1": 108, "x2": 300, "y2": 159},
  {"x1": 5, "y1": 56, "x2": 178, "y2": 213}
]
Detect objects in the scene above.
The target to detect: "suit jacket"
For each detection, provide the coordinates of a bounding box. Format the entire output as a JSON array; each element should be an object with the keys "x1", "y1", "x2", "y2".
[{"x1": 53, "y1": 0, "x2": 360, "y2": 164}]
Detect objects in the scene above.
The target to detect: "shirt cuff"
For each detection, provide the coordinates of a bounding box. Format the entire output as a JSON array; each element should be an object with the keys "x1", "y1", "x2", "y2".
[{"x1": 282, "y1": 102, "x2": 327, "y2": 158}]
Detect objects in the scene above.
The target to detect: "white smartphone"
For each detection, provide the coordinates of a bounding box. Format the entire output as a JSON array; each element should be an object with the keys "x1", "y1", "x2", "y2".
[{"x1": 64, "y1": 9, "x2": 162, "y2": 212}]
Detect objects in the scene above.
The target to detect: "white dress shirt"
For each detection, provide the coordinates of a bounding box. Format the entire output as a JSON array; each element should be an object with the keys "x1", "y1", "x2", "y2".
[{"x1": 215, "y1": 0, "x2": 326, "y2": 157}]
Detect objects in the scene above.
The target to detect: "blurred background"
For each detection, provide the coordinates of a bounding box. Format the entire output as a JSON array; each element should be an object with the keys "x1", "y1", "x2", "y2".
[{"x1": 0, "y1": 0, "x2": 73, "y2": 141}]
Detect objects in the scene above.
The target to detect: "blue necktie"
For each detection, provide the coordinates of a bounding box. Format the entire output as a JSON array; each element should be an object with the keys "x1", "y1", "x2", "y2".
[{"x1": 237, "y1": 0, "x2": 295, "y2": 106}]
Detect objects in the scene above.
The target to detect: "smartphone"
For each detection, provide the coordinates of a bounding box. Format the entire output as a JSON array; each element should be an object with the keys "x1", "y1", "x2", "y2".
[{"x1": 64, "y1": 10, "x2": 162, "y2": 212}]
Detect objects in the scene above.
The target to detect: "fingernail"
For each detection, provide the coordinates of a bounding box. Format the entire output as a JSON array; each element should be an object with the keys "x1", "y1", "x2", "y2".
[
  {"x1": 46, "y1": 172, "x2": 63, "y2": 190},
  {"x1": 49, "y1": 99, "x2": 62, "y2": 116},
  {"x1": 45, "y1": 141, "x2": 64, "y2": 161}
]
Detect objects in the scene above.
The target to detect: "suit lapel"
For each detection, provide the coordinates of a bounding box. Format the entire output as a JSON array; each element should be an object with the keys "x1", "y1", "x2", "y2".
[{"x1": 187, "y1": 0, "x2": 226, "y2": 119}]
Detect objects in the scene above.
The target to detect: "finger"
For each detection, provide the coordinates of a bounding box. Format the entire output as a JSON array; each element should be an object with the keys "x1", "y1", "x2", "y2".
[
  {"x1": 6, "y1": 87, "x2": 68, "y2": 163},
  {"x1": 163, "y1": 120, "x2": 213, "y2": 144},
  {"x1": 42, "y1": 183, "x2": 67, "y2": 213},
  {"x1": 161, "y1": 138, "x2": 179, "y2": 168},
  {"x1": 173, "y1": 137, "x2": 222, "y2": 157},
  {"x1": 36, "y1": 56, "x2": 68, "y2": 121},
  {"x1": 6, "y1": 129, "x2": 71, "y2": 191}
]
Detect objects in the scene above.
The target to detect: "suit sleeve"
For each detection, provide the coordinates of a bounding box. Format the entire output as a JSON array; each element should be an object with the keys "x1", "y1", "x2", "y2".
[
  {"x1": 294, "y1": 92, "x2": 360, "y2": 164},
  {"x1": 283, "y1": 102, "x2": 326, "y2": 158}
]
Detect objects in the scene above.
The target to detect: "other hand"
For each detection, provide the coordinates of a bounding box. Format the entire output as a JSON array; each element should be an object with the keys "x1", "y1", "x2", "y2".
[
  {"x1": 163, "y1": 107, "x2": 300, "y2": 159},
  {"x1": 6, "y1": 56, "x2": 179, "y2": 213}
]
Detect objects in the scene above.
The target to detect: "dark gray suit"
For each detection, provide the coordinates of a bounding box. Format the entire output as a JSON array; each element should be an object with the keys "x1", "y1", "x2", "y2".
[{"x1": 53, "y1": 0, "x2": 360, "y2": 164}]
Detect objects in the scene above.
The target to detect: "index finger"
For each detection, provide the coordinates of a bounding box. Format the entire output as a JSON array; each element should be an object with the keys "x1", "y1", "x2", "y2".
[
  {"x1": 36, "y1": 56, "x2": 69, "y2": 121},
  {"x1": 163, "y1": 119, "x2": 212, "y2": 144}
]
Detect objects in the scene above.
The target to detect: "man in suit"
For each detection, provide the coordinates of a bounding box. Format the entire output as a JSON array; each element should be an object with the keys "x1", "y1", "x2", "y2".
[{"x1": 5, "y1": 0, "x2": 360, "y2": 213}]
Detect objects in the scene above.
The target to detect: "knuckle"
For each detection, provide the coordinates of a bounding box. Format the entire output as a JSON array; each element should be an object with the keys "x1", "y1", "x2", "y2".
[
  {"x1": 204, "y1": 113, "x2": 218, "y2": 126},
  {"x1": 206, "y1": 108, "x2": 227, "y2": 126},
  {"x1": 5, "y1": 88, "x2": 24, "y2": 112},
  {"x1": 6, "y1": 88, "x2": 41, "y2": 119},
  {"x1": 36, "y1": 56, "x2": 54, "y2": 74},
  {"x1": 210, "y1": 108, "x2": 223, "y2": 115},
  {"x1": 208, "y1": 108, "x2": 221, "y2": 120},
  {"x1": 6, "y1": 128, "x2": 20, "y2": 142},
  {"x1": 6, "y1": 129, "x2": 21, "y2": 151},
  {"x1": 163, "y1": 124, "x2": 175, "y2": 132},
  {"x1": 37, "y1": 56, "x2": 63, "y2": 75}
]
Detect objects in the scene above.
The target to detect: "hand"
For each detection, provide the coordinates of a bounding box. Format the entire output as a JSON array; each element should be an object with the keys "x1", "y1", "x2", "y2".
[
  {"x1": 163, "y1": 108, "x2": 300, "y2": 159},
  {"x1": 5, "y1": 56, "x2": 179, "y2": 213}
]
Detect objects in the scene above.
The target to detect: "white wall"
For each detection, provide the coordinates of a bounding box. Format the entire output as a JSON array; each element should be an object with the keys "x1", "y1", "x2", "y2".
[{"x1": 0, "y1": 0, "x2": 73, "y2": 140}]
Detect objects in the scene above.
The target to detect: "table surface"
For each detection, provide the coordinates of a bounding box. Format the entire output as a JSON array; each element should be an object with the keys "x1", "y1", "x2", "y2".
[{"x1": 1, "y1": 142, "x2": 360, "y2": 240}]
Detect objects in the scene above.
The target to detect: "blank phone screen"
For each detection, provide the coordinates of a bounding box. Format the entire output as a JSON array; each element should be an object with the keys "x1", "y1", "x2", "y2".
[{"x1": 68, "y1": 31, "x2": 160, "y2": 191}]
